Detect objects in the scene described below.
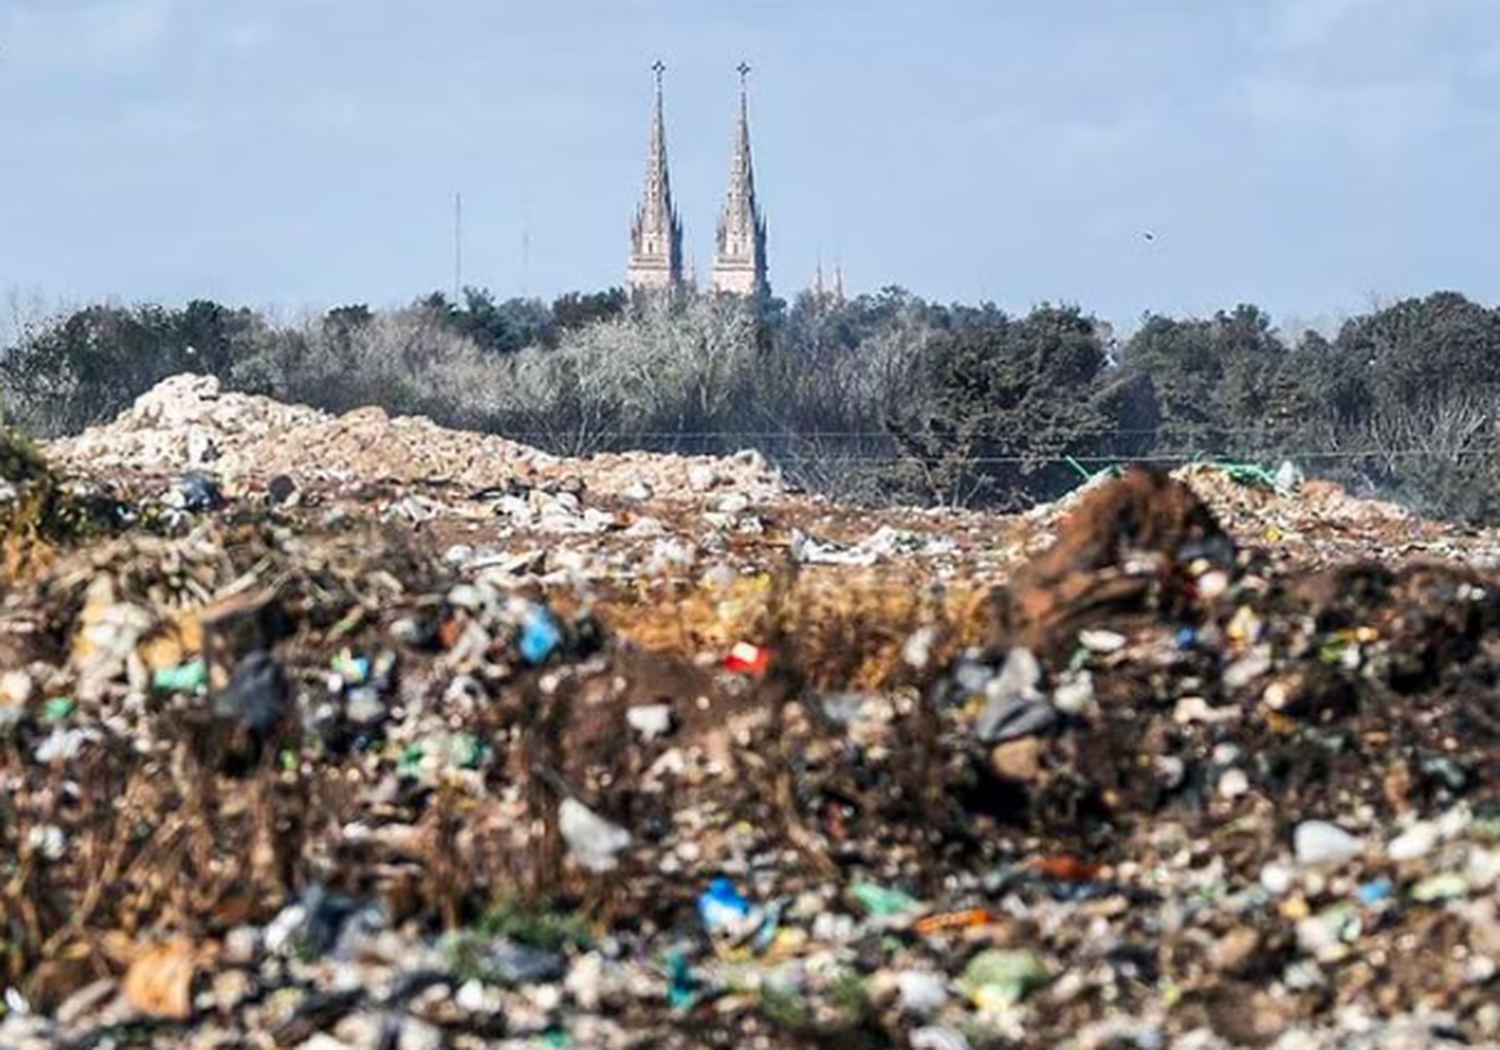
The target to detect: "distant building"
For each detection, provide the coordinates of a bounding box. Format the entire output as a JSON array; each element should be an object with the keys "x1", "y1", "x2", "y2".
[
  {"x1": 709, "y1": 64, "x2": 769, "y2": 299},
  {"x1": 809, "y1": 259, "x2": 845, "y2": 306},
  {"x1": 626, "y1": 61, "x2": 686, "y2": 295},
  {"x1": 627, "y1": 63, "x2": 772, "y2": 300}
]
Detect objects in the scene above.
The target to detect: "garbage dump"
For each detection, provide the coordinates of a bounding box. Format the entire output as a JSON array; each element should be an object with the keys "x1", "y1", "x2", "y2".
[{"x1": 1, "y1": 375, "x2": 1500, "y2": 1047}]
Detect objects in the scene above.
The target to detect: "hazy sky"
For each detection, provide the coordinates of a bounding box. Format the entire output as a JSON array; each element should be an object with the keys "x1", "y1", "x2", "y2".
[{"x1": 0, "y1": 0, "x2": 1496, "y2": 329}]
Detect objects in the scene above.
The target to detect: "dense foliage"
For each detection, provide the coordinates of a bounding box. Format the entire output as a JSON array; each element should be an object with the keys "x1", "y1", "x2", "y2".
[{"x1": 4, "y1": 285, "x2": 1498, "y2": 520}]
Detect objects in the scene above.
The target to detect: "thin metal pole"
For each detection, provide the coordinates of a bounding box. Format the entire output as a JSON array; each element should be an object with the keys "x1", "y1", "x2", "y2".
[{"x1": 453, "y1": 191, "x2": 463, "y2": 303}]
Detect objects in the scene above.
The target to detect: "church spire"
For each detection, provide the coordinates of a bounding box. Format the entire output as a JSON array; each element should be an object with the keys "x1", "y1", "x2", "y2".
[
  {"x1": 710, "y1": 63, "x2": 769, "y2": 298},
  {"x1": 627, "y1": 61, "x2": 685, "y2": 294}
]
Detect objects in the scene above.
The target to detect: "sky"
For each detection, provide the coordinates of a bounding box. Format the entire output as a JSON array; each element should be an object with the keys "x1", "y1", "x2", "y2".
[{"x1": 0, "y1": 0, "x2": 1497, "y2": 331}]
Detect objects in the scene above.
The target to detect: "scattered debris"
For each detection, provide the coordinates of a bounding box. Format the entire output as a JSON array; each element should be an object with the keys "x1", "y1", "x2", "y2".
[{"x1": 0, "y1": 379, "x2": 1496, "y2": 1047}]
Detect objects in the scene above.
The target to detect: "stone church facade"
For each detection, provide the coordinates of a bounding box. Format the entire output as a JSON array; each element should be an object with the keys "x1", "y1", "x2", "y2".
[
  {"x1": 625, "y1": 62, "x2": 685, "y2": 294},
  {"x1": 627, "y1": 64, "x2": 769, "y2": 300}
]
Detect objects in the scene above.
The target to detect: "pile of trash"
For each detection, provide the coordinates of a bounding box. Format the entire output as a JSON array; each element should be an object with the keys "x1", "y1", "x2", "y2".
[
  {"x1": 4, "y1": 379, "x2": 1500, "y2": 1048},
  {"x1": 48, "y1": 374, "x2": 787, "y2": 503}
]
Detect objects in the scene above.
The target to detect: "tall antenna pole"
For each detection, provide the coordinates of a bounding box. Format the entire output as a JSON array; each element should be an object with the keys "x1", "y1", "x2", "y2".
[
  {"x1": 521, "y1": 188, "x2": 532, "y2": 297},
  {"x1": 522, "y1": 228, "x2": 531, "y2": 297},
  {"x1": 453, "y1": 191, "x2": 464, "y2": 303}
]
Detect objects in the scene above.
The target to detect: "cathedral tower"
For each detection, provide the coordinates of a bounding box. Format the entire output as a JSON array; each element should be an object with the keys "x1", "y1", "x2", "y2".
[
  {"x1": 710, "y1": 64, "x2": 769, "y2": 298},
  {"x1": 627, "y1": 61, "x2": 685, "y2": 294}
]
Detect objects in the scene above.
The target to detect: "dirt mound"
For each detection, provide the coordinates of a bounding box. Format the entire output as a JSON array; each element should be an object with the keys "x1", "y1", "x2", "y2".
[
  {"x1": 1176, "y1": 463, "x2": 1412, "y2": 530},
  {"x1": 12, "y1": 390, "x2": 1500, "y2": 1049},
  {"x1": 48, "y1": 373, "x2": 786, "y2": 502},
  {"x1": 991, "y1": 468, "x2": 1234, "y2": 657}
]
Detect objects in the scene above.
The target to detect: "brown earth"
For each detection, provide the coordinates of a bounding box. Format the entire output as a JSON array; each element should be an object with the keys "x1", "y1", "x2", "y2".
[{"x1": 2, "y1": 376, "x2": 1500, "y2": 1048}]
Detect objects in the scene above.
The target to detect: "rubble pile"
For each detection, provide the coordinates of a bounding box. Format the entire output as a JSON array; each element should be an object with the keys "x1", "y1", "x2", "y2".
[
  {"x1": 49, "y1": 375, "x2": 787, "y2": 502},
  {"x1": 2, "y1": 376, "x2": 1500, "y2": 1047}
]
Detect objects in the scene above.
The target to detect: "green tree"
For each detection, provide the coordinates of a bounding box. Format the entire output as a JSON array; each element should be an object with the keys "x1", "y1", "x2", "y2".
[
  {"x1": 885, "y1": 304, "x2": 1117, "y2": 507},
  {"x1": 1122, "y1": 304, "x2": 1294, "y2": 457},
  {"x1": 0, "y1": 301, "x2": 242, "y2": 434},
  {"x1": 551, "y1": 289, "x2": 627, "y2": 333},
  {"x1": 447, "y1": 288, "x2": 555, "y2": 354},
  {"x1": 1334, "y1": 292, "x2": 1500, "y2": 409}
]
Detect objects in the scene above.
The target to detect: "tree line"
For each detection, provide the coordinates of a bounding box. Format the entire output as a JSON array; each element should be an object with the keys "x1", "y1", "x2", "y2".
[{"x1": 3, "y1": 285, "x2": 1498, "y2": 521}]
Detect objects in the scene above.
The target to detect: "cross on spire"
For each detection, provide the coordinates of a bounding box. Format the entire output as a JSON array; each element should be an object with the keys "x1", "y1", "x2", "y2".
[
  {"x1": 627, "y1": 59, "x2": 685, "y2": 294},
  {"x1": 712, "y1": 61, "x2": 768, "y2": 298}
]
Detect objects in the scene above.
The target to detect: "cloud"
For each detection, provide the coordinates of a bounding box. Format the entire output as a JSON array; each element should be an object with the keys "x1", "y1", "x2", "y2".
[
  {"x1": 1238, "y1": 68, "x2": 1466, "y2": 155},
  {"x1": 1238, "y1": 0, "x2": 1491, "y2": 159},
  {"x1": 4, "y1": 0, "x2": 181, "y2": 74},
  {"x1": 1259, "y1": 0, "x2": 1392, "y2": 52},
  {"x1": 1469, "y1": 35, "x2": 1500, "y2": 79},
  {"x1": 211, "y1": 18, "x2": 273, "y2": 56},
  {"x1": 115, "y1": 97, "x2": 205, "y2": 141},
  {"x1": 1053, "y1": 111, "x2": 1155, "y2": 166}
]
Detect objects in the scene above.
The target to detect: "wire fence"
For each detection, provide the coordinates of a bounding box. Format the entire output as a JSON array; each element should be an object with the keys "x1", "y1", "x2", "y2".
[
  {"x1": 488, "y1": 423, "x2": 1498, "y2": 515},
  {"x1": 487, "y1": 428, "x2": 1500, "y2": 464},
  {"x1": 491, "y1": 426, "x2": 1368, "y2": 440},
  {"x1": 761, "y1": 449, "x2": 1500, "y2": 465}
]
